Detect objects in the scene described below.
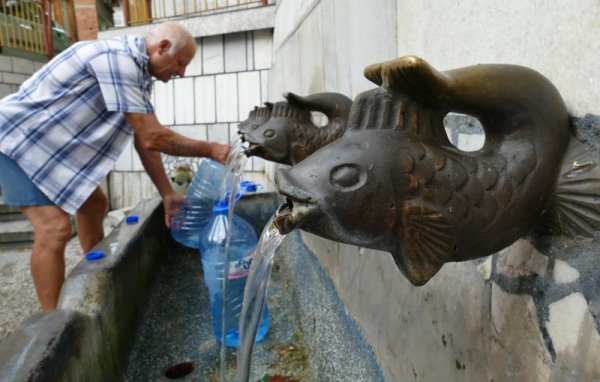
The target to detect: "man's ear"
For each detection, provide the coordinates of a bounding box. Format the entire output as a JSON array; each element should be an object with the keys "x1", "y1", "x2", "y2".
[{"x1": 157, "y1": 39, "x2": 171, "y2": 54}]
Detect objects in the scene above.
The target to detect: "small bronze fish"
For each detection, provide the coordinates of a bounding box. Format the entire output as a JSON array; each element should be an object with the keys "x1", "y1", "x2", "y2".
[
  {"x1": 274, "y1": 56, "x2": 600, "y2": 286},
  {"x1": 242, "y1": 92, "x2": 352, "y2": 165}
]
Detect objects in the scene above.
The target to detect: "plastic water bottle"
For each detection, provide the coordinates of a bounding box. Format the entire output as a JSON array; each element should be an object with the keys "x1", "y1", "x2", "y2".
[
  {"x1": 199, "y1": 198, "x2": 270, "y2": 347},
  {"x1": 171, "y1": 159, "x2": 225, "y2": 248}
]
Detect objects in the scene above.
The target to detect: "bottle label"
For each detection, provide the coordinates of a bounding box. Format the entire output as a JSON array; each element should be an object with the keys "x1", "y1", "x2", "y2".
[{"x1": 228, "y1": 250, "x2": 254, "y2": 279}]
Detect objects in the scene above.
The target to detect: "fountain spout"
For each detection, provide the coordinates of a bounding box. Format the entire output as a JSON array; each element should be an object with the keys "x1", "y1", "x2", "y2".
[
  {"x1": 241, "y1": 92, "x2": 352, "y2": 165},
  {"x1": 274, "y1": 55, "x2": 600, "y2": 286}
]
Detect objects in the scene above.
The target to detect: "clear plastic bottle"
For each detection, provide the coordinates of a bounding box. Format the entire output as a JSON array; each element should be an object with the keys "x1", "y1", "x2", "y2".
[
  {"x1": 170, "y1": 159, "x2": 225, "y2": 248},
  {"x1": 199, "y1": 198, "x2": 270, "y2": 347}
]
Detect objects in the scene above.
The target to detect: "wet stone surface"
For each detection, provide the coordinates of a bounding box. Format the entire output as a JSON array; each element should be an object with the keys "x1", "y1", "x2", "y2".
[{"x1": 122, "y1": 243, "x2": 311, "y2": 382}]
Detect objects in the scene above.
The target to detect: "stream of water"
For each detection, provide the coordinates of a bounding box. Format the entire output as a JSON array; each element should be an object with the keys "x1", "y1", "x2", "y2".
[
  {"x1": 236, "y1": 216, "x2": 286, "y2": 382},
  {"x1": 218, "y1": 137, "x2": 248, "y2": 382},
  {"x1": 214, "y1": 135, "x2": 286, "y2": 382}
]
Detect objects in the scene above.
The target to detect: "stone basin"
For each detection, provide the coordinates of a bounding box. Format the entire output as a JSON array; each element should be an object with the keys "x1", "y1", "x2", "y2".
[{"x1": 0, "y1": 193, "x2": 384, "y2": 381}]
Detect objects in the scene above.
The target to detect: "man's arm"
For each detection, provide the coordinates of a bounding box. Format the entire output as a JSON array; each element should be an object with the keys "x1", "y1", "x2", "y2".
[
  {"x1": 126, "y1": 112, "x2": 230, "y2": 227},
  {"x1": 126, "y1": 112, "x2": 229, "y2": 160}
]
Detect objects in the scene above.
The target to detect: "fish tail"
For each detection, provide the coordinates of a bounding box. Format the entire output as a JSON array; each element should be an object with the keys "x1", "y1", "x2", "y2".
[{"x1": 551, "y1": 137, "x2": 600, "y2": 237}]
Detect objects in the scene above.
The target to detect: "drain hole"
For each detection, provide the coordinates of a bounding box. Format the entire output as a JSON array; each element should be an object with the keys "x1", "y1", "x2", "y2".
[{"x1": 164, "y1": 360, "x2": 195, "y2": 379}]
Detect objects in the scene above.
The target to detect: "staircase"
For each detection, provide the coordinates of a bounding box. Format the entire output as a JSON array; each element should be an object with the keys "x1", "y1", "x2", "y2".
[
  {"x1": 0, "y1": 203, "x2": 33, "y2": 247},
  {"x1": 0, "y1": 198, "x2": 34, "y2": 248}
]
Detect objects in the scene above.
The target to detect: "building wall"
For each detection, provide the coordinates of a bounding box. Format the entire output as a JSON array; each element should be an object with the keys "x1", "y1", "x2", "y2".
[
  {"x1": 395, "y1": 0, "x2": 599, "y2": 118},
  {"x1": 268, "y1": 1, "x2": 600, "y2": 381},
  {"x1": 107, "y1": 28, "x2": 273, "y2": 209},
  {"x1": 0, "y1": 56, "x2": 43, "y2": 99},
  {"x1": 74, "y1": 0, "x2": 100, "y2": 40}
]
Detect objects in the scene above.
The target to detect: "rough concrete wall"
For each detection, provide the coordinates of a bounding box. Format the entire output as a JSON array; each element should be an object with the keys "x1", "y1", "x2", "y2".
[
  {"x1": 268, "y1": 1, "x2": 600, "y2": 381},
  {"x1": 396, "y1": 0, "x2": 600, "y2": 118}
]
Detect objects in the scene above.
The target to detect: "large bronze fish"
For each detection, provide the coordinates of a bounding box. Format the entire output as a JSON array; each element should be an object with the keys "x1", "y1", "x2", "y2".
[
  {"x1": 274, "y1": 56, "x2": 600, "y2": 286},
  {"x1": 242, "y1": 92, "x2": 353, "y2": 165}
]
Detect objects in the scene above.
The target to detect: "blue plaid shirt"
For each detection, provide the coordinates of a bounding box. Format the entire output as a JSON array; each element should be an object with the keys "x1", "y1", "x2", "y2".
[{"x1": 0, "y1": 36, "x2": 154, "y2": 214}]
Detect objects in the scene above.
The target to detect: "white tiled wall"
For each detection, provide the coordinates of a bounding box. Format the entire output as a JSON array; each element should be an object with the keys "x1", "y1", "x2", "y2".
[
  {"x1": 174, "y1": 78, "x2": 195, "y2": 124},
  {"x1": 215, "y1": 73, "x2": 239, "y2": 122},
  {"x1": 109, "y1": 29, "x2": 273, "y2": 209}
]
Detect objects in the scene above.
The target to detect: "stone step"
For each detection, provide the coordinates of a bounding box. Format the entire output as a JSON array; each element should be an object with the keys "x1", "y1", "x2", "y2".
[
  {"x1": 0, "y1": 204, "x2": 24, "y2": 222},
  {"x1": 0, "y1": 219, "x2": 34, "y2": 245},
  {"x1": 0, "y1": 212, "x2": 77, "y2": 247}
]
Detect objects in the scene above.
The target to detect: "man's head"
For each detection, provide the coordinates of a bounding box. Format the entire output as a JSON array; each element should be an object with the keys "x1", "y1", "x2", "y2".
[{"x1": 146, "y1": 22, "x2": 197, "y2": 82}]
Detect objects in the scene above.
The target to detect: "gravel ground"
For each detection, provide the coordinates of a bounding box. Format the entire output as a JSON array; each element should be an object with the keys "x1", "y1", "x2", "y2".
[{"x1": 0, "y1": 210, "x2": 126, "y2": 343}]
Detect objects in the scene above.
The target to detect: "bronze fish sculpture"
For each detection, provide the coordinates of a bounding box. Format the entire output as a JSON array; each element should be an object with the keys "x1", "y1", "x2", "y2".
[
  {"x1": 242, "y1": 92, "x2": 353, "y2": 165},
  {"x1": 238, "y1": 103, "x2": 273, "y2": 136},
  {"x1": 274, "y1": 56, "x2": 600, "y2": 286}
]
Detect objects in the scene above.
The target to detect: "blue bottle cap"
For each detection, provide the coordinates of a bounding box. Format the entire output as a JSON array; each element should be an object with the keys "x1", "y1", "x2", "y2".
[
  {"x1": 126, "y1": 215, "x2": 139, "y2": 224},
  {"x1": 213, "y1": 199, "x2": 229, "y2": 213},
  {"x1": 240, "y1": 180, "x2": 257, "y2": 192},
  {"x1": 86, "y1": 251, "x2": 105, "y2": 261}
]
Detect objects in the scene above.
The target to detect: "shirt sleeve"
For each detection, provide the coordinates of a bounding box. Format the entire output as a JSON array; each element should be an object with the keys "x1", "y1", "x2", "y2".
[{"x1": 86, "y1": 51, "x2": 154, "y2": 114}]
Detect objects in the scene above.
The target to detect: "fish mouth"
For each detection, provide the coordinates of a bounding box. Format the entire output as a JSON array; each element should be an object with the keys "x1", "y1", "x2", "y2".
[
  {"x1": 273, "y1": 197, "x2": 319, "y2": 234},
  {"x1": 243, "y1": 143, "x2": 261, "y2": 157},
  {"x1": 243, "y1": 142, "x2": 285, "y2": 162}
]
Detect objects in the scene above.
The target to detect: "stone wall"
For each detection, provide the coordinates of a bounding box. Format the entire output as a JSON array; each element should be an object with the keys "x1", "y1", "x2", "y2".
[
  {"x1": 0, "y1": 55, "x2": 43, "y2": 100},
  {"x1": 267, "y1": 0, "x2": 600, "y2": 381}
]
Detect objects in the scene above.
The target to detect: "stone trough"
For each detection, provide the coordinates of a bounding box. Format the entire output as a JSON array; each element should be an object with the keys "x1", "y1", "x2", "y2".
[{"x1": 0, "y1": 193, "x2": 384, "y2": 381}]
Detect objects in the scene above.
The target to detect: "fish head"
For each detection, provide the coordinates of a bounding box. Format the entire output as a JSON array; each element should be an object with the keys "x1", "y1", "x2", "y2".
[
  {"x1": 243, "y1": 117, "x2": 296, "y2": 164},
  {"x1": 238, "y1": 104, "x2": 273, "y2": 137},
  {"x1": 238, "y1": 110, "x2": 257, "y2": 136},
  {"x1": 275, "y1": 130, "x2": 408, "y2": 249}
]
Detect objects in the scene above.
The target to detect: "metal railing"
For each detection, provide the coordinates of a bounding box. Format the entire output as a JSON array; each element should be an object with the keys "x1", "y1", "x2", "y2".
[
  {"x1": 0, "y1": 0, "x2": 46, "y2": 54},
  {"x1": 126, "y1": 0, "x2": 268, "y2": 26}
]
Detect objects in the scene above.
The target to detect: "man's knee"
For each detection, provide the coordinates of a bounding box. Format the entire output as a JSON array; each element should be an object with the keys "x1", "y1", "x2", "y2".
[
  {"x1": 37, "y1": 215, "x2": 72, "y2": 243},
  {"x1": 23, "y1": 206, "x2": 72, "y2": 244}
]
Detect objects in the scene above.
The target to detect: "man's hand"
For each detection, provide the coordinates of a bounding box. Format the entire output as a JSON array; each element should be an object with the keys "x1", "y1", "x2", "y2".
[
  {"x1": 211, "y1": 143, "x2": 231, "y2": 164},
  {"x1": 163, "y1": 192, "x2": 186, "y2": 228}
]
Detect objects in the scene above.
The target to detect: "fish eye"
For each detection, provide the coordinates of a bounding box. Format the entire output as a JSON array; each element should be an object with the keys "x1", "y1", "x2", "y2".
[
  {"x1": 264, "y1": 129, "x2": 275, "y2": 138},
  {"x1": 251, "y1": 124, "x2": 260, "y2": 130},
  {"x1": 329, "y1": 164, "x2": 366, "y2": 191}
]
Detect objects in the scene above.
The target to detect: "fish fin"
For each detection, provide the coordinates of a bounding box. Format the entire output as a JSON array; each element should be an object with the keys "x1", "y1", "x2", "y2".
[
  {"x1": 392, "y1": 201, "x2": 456, "y2": 285},
  {"x1": 552, "y1": 138, "x2": 600, "y2": 236},
  {"x1": 364, "y1": 62, "x2": 383, "y2": 86},
  {"x1": 291, "y1": 145, "x2": 309, "y2": 165},
  {"x1": 377, "y1": 56, "x2": 452, "y2": 107}
]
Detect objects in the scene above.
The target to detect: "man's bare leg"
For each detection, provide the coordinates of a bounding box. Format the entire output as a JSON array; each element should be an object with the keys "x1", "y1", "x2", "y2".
[
  {"x1": 76, "y1": 187, "x2": 108, "y2": 253},
  {"x1": 21, "y1": 205, "x2": 72, "y2": 311}
]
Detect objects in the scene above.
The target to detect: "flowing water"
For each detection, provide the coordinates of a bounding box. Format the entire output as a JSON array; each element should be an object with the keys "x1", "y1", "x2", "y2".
[
  {"x1": 218, "y1": 137, "x2": 247, "y2": 382},
  {"x1": 215, "y1": 135, "x2": 283, "y2": 382},
  {"x1": 236, "y1": 216, "x2": 286, "y2": 382}
]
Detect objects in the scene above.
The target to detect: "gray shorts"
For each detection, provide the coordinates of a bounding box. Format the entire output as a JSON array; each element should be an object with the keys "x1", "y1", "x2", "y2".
[{"x1": 0, "y1": 152, "x2": 53, "y2": 207}]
